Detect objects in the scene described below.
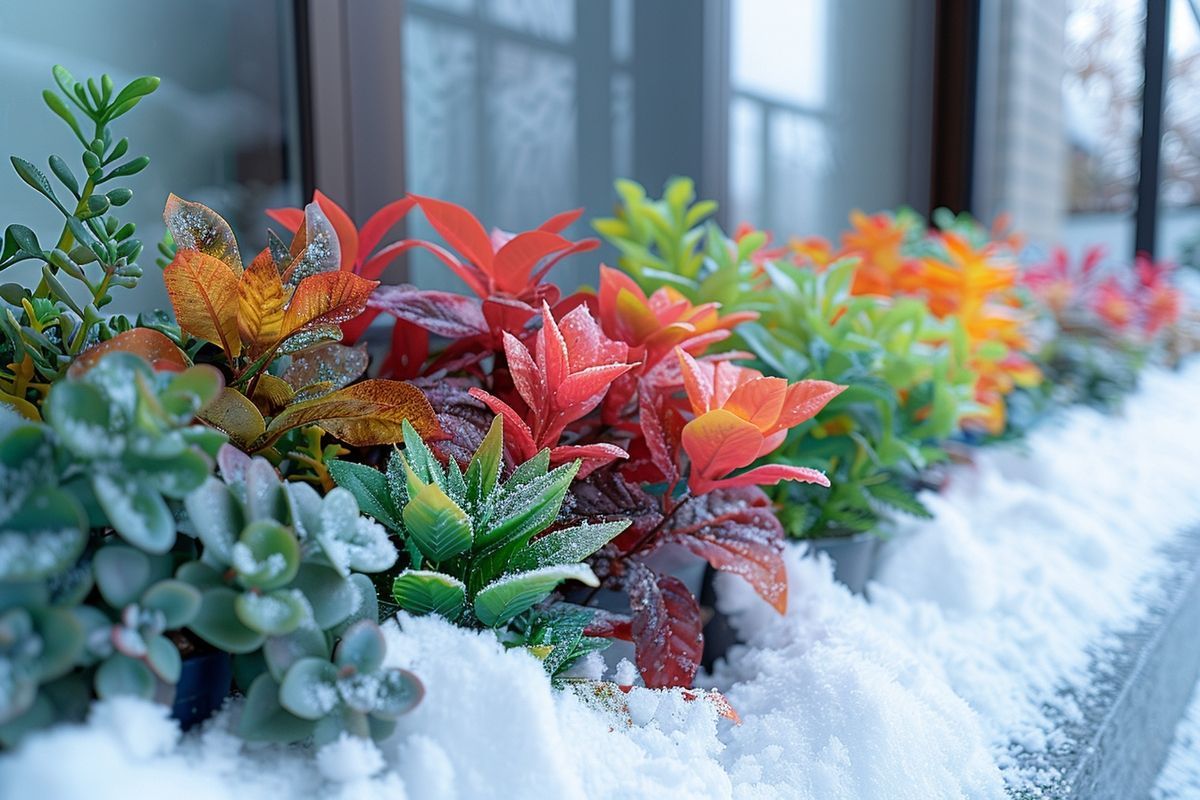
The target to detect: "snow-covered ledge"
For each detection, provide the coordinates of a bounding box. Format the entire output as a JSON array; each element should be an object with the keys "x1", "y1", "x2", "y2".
[{"x1": 3, "y1": 363, "x2": 1200, "y2": 799}]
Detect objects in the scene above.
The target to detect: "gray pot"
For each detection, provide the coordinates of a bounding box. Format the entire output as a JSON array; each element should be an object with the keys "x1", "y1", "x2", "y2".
[{"x1": 807, "y1": 532, "x2": 880, "y2": 594}]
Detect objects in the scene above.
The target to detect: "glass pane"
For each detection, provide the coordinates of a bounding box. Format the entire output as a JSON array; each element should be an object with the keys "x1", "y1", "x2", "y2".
[
  {"x1": 0, "y1": 0, "x2": 303, "y2": 312},
  {"x1": 727, "y1": 0, "x2": 921, "y2": 239},
  {"x1": 1158, "y1": 0, "x2": 1200, "y2": 263}
]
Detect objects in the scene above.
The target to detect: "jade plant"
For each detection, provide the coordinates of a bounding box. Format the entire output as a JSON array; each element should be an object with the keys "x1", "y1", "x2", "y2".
[
  {"x1": 1, "y1": 66, "x2": 159, "y2": 406},
  {"x1": 330, "y1": 416, "x2": 628, "y2": 678},
  {"x1": 180, "y1": 445, "x2": 421, "y2": 743}
]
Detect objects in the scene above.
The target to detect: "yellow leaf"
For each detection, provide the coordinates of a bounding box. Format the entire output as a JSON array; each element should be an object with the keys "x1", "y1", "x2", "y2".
[
  {"x1": 163, "y1": 194, "x2": 243, "y2": 274},
  {"x1": 250, "y1": 374, "x2": 294, "y2": 417},
  {"x1": 0, "y1": 390, "x2": 40, "y2": 421},
  {"x1": 197, "y1": 387, "x2": 266, "y2": 450},
  {"x1": 238, "y1": 249, "x2": 287, "y2": 356},
  {"x1": 281, "y1": 272, "x2": 378, "y2": 340},
  {"x1": 253, "y1": 379, "x2": 441, "y2": 450},
  {"x1": 164, "y1": 249, "x2": 242, "y2": 359}
]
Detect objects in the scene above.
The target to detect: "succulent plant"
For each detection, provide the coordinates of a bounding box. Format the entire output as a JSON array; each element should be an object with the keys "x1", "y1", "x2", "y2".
[{"x1": 330, "y1": 416, "x2": 627, "y2": 675}]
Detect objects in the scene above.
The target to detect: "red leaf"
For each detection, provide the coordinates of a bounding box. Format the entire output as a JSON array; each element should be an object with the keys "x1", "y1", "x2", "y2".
[
  {"x1": 414, "y1": 195, "x2": 495, "y2": 272},
  {"x1": 368, "y1": 285, "x2": 489, "y2": 338},
  {"x1": 628, "y1": 564, "x2": 703, "y2": 689},
  {"x1": 548, "y1": 442, "x2": 628, "y2": 477},
  {"x1": 386, "y1": 238, "x2": 489, "y2": 297},
  {"x1": 265, "y1": 207, "x2": 305, "y2": 233},
  {"x1": 380, "y1": 319, "x2": 430, "y2": 379},
  {"x1": 776, "y1": 380, "x2": 846, "y2": 428},
  {"x1": 705, "y1": 464, "x2": 830, "y2": 492},
  {"x1": 482, "y1": 296, "x2": 540, "y2": 336},
  {"x1": 583, "y1": 609, "x2": 633, "y2": 640},
  {"x1": 359, "y1": 197, "x2": 416, "y2": 258},
  {"x1": 557, "y1": 364, "x2": 635, "y2": 408},
  {"x1": 492, "y1": 230, "x2": 572, "y2": 294},
  {"x1": 502, "y1": 332, "x2": 542, "y2": 411},
  {"x1": 530, "y1": 238, "x2": 601, "y2": 286},
  {"x1": 359, "y1": 240, "x2": 409, "y2": 281},
  {"x1": 467, "y1": 388, "x2": 538, "y2": 462},
  {"x1": 662, "y1": 486, "x2": 788, "y2": 613},
  {"x1": 537, "y1": 207, "x2": 584, "y2": 234},
  {"x1": 313, "y1": 190, "x2": 359, "y2": 272}
]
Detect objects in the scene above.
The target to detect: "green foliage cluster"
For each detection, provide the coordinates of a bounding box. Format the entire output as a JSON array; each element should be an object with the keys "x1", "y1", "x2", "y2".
[
  {"x1": 331, "y1": 417, "x2": 628, "y2": 678},
  {"x1": 1, "y1": 66, "x2": 161, "y2": 392}
]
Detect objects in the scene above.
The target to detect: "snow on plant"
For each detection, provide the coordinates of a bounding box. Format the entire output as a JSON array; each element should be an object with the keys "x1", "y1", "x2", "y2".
[
  {"x1": 0, "y1": 65, "x2": 159, "y2": 413},
  {"x1": 156, "y1": 195, "x2": 441, "y2": 454},
  {"x1": 0, "y1": 351, "x2": 223, "y2": 746},
  {"x1": 329, "y1": 416, "x2": 625, "y2": 679},
  {"x1": 180, "y1": 445, "x2": 420, "y2": 744}
]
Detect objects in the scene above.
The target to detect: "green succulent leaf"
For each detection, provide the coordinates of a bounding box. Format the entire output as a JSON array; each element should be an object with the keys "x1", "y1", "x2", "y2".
[
  {"x1": 94, "y1": 654, "x2": 156, "y2": 700},
  {"x1": 233, "y1": 521, "x2": 300, "y2": 591},
  {"x1": 334, "y1": 620, "x2": 386, "y2": 674},
  {"x1": 403, "y1": 482, "x2": 473, "y2": 564},
  {"x1": 472, "y1": 564, "x2": 598, "y2": 628},
  {"x1": 141, "y1": 579, "x2": 202, "y2": 629},
  {"x1": 235, "y1": 589, "x2": 309, "y2": 636},
  {"x1": 237, "y1": 672, "x2": 316, "y2": 743},
  {"x1": 189, "y1": 587, "x2": 266, "y2": 654},
  {"x1": 278, "y1": 657, "x2": 339, "y2": 720},
  {"x1": 92, "y1": 473, "x2": 176, "y2": 554}
]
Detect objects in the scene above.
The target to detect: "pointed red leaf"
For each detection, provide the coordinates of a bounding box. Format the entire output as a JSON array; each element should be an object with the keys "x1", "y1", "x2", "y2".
[
  {"x1": 548, "y1": 442, "x2": 628, "y2": 477},
  {"x1": 467, "y1": 388, "x2": 538, "y2": 461},
  {"x1": 530, "y1": 238, "x2": 601, "y2": 286},
  {"x1": 557, "y1": 364, "x2": 635, "y2": 408},
  {"x1": 414, "y1": 195, "x2": 495, "y2": 272},
  {"x1": 360, "y1": 197, "x2": 416, "y2": 258},
  {"x1": 493, "y1": 230, "x2": 572, "y2": 294},
  {"x1": 537, "y1": 207, "x2": 584, "y2": 233},
  {"x1": 314, "y1": 190, "x2": 359, "y2": 272},
  {"x1": 502, "y1": 332, "x2": 542, "y2": 411},
  {"x1": 776, "y1": 380, "x2": 846, "y2": 429},
  {"x1": 704, "y1": 464, "x2": 830, "y2": 491},
  {"x1": 681, "y1": 409, "x2": 763, "y2": 483},
  {"x1": 265, "y1": 207, "x2": 305, "y2": 233}
]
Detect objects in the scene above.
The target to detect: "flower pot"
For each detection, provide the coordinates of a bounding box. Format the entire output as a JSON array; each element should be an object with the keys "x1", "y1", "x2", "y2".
[
  {"x1": 171, "y1": 650, "x2": 233, "y2": 730},
  {"x1": 700, "y1": 565, "x2": 739, "y2": 671},
  {"x1": 807, "y1": 532, "x2": 880, "y2": 595}
]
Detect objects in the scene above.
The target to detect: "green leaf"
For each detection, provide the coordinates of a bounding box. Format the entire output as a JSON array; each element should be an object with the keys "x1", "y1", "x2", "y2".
[
  {"x1": 238, "y1": 672, "x2": 316, "y2": 743},
  {"x1": 189, "y1": 587, "x2": 266, "y2": 654},
  {"x1": 505, "y1": 520, "x2": 629, "y2": 573},
  {"x1": 94, "y1": 654, "x2": 156, "y2": 699},
  {"x1": 371, "y1": 669, "x2": 423, "y2": 719},
  {"x1": 10, "y1": 157, "x2": 62, "y2": 211},
  {"x1": 141, "y1": 580, "x2": 202, "y2": 629},
  {"x1": 234, "y1": 521, "x2": 300, "y2": 591},
  {"x1": 30, "y1": 607, "x2": 84, "y2": 681},
  {"x1": 335, "y1": 620, "x2": 386, "y2": 673},
  {"x1": 466, "y1": 415, "x2": 504, "y2": 504},
  {"x1": 290, "y1": 563, "x2": 360, "y2": 630},
  {"x1": 42, "y1": 90, "x2": 85, "y2": 143},
  {"x1": 93, "y1": 545, "x2": 159, "y2": 608},
  {"x1": 328, "y1": 460, "x2": 401, "y2": 530},
  {"x1": 263, "y1": 626, "x2": 330, "y2": 681},
  {"x1": 92, "y1": 473, "x2": 176, "y2": 554},
  {"x1": 235, "y1": 589, "x2": 309, "y2": 636},
  {"x1": 391, "y1": 570, "x2": 466, "y2": 620},
  {"x1": 0, "y1": 487, "x2": 87, "y2": 581},
  {"x1": 145, "y1": 634, "x2": 182, "y2": 683},
  {"x1": 403, "y1": 482, "x2": 473, "y2": 564},
  {"x1": 472, "y1": 564, "x2": 598, "y2": 628},
  {"x1": 278, "y1": 658, "x2": 339, "y2": 719}
]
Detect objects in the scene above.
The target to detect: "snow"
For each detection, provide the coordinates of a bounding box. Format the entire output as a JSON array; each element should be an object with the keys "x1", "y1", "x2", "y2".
[
  {"x1": 4, "y1": 361, "x2": 1200, "y2": 798},
  {"x1": 1153, "y1": 678, "x2": 1200, "y2": 799}
]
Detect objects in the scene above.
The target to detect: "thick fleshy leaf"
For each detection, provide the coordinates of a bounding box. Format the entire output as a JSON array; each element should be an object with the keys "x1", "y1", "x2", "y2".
[
  {"x1": 0, "y1": 487, "x2": 87, "y2": 581},
  {"x1": 680, "y1": 409, "x2": 763, "y2": 484},
  {"x1": 662, "y1": 486, "x2": 788, "y2": 613},
  {"x1": 315, "y1": 489, "x2": 397, "y2": 575},
  {"x1": 145, "y1": 634, "x2": 183, "y2": 683},
  {"x1": 628, "y1": 566, "x2": 702, "y2": 689},
  {"x1": 291, "y1": 563, "x2": 360, "y2": 630},
  {"x1": 391, "y1": 570, "x2": 466, "y2": 620},
  {"x1": 334, "y1": 620, "x2": 386, "y2": 673},
  {"x1": 233, "y1": 521, "x2": 300, "y2": 591},
  {"x1": 238, "y1": 672, "x2": 316, "y2": 743},
  {"x1": 278, "y1": 657, "x2": 339, "y2": 719},
  {"x1": 197, "y1": 388, "x2": 266, "y2": 451},
  {"x1": 44, "y1": 381, "x2": 110, "y2": 458},
  {"x1": 367, "y1": 285, "x2": 489, "y2": 338},
  {"x1": 94, "y1": 654, "x2": 156, "y2": 700},
  {"x1": 235, "y1": 589, "x2": 309, "y2": 635},
  {"x1": 327, "y1": 460, "x2": 401, "y2": 530},
  {"x1": 164, "y1": 249, "x2": 242, "y2": 358},
  {"x1": 263, "y1": 626, "x2": 330, "y2": 681},
  {"x1": 163, "y1": 194, "x2": 243, "y2": 274},
  {"x1": 190, "y1": 587, "x2": 266, "y2": 653},
  {"x1": 372, "y1": 668, "x2": 424, "y2": 719},
  {"x1": 256, "y1": 379, "x2": 441, "y2": 450},
  {"x1": 69, "y1": 329, "x2": 188, "y2": 378},
  {"x1": 92, "y1": 474, "x2": 176, "y2": 554},
  {"x1": 183, "y1": 477, "x2": 242, "y2": 564},
  {"x1": 473, "y1": 564, "x2": 598, "y2": 628},
  {"x1": 93, "y1": 545, "x2": 159, "y2": 608},
  {"x1": 141, "y1": 580, "x2": 202, "y2": 629},
  {"x1": 281, "y1": 271, "x2": 378, "y2": 339},
  {"x1": 403, "y1": 483, "x2": 472, "y2": 563},
  {"x1": 238, "y1": 248, "x2": 287, "y2": 354}
]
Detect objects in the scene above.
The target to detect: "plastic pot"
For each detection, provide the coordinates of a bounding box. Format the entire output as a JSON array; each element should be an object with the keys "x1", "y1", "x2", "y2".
[
  {"x1": 807, "y1": 531, "x2": 880, "y2": 595},
  {"x1": 171, "y1": 650, "x2": 233, "y2": 730}
]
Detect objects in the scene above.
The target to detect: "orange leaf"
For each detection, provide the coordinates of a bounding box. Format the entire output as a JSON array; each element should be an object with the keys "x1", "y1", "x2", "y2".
[
  {"x1": 314, "y1": 190, "x2": 359, "y2": 272},
  {"x1": 163, "y1": 249, "x2": 242, "y2": 359},
  {"x1": 69, "y1": 328, "x2": 188, "y2": 378},
  {"x1": 282, "y1": 271, "x2": 379, "y2": 339},
  {"x1": 197, "y1": 387, "x2": 266, "y2": 450},
  {"x1": 681, "y1": 409, "x2": 763, "y2": 483},
  {"x1": 163, "y1": 194, "x2": 243, "y2": 274},
  {"x1": 254, "y1": 379, "x2": 441, "y2": 450},
  {"x1": 237, "y1": 249, "x2": 287, "y2": 355},
  {"x1": 724, "y1": 377, "x2": 787, "y2": 430}
]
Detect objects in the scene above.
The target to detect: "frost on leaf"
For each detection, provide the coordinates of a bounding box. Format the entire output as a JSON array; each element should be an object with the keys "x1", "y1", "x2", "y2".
[
  {"x1": 659, "y1": 485, "x2": 788, "y2": 614},
  {"x1": 560, "y1": 467, "x2": 663, "y2": 556},
  {"x1": 627, "y1": 562, "x2": 703, "y2": 689}
]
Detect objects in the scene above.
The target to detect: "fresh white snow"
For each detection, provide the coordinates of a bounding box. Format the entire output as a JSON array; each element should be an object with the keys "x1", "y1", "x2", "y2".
[
  {"x1": 1153, "y1": 678, "x2": 1200, "y2": 799},
  {"x1": 4, "y1": 360, "x2": 1200, "y2": 799}
]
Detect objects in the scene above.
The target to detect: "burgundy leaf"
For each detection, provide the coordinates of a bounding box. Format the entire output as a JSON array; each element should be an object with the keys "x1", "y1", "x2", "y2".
[
  {"x1": 628, "y1": 563, "x2": 703, "y2": 689},
  {"x1": 659, "y1": 486, "x2": 788, "y2": 613},
  {"x1": 562, "y1": 467, "x2": 663, "y2": 553},
  {"x1": 369, "y1": 285, "x2": 489, "y2": 338},
  {"x1": 413, "y1": 378, "x2": 501, "y2": 466}
]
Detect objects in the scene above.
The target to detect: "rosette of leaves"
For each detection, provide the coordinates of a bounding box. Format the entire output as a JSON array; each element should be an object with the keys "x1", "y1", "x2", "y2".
[
  {"x1": 156, "y1": 195, "x2": 442, "y2": 455},
  {"x1": 0, "y1": 65, "x2": 159, "y2": 403},
  {"x1": 180, "y1": 447, "x2": 420, "y2": 743},
  {"x1": 329, "y1": 416, "x2": 628, "y2": 676},
  {"x1": 736, "y1": 257, "x2": 973, "y2": 537}
]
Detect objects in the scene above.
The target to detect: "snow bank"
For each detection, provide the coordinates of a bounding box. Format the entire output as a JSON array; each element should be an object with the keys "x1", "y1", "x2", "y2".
[{"x1": 4, "y1": 362, "x2": 1200, "y2": 798}]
